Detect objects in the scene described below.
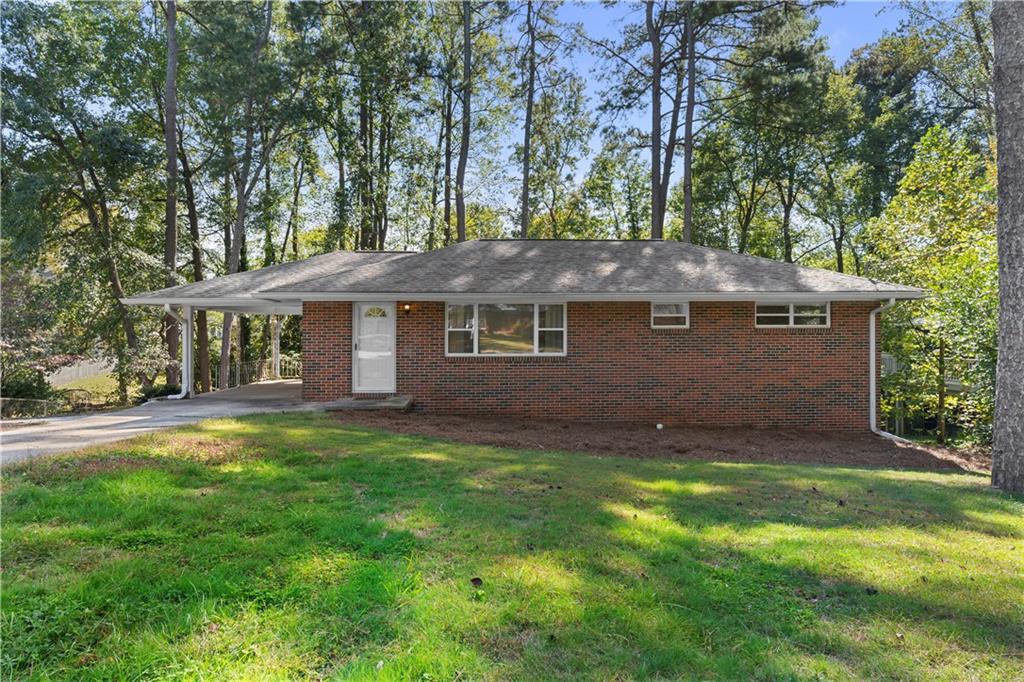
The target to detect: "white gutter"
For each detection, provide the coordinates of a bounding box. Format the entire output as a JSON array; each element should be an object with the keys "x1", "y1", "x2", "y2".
[
  {"x1": 252, "y1": 290, "x2": 926, "y2": 304},
  {"x1": 163, "y1": 304, "x2": 192, "y2": 400},
  {"x1": 869, "y1": 297, "x2": 908, "y2": 442}
]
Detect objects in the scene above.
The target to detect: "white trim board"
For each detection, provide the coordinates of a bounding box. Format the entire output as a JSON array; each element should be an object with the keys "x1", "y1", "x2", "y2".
[{"x1": 253, "y1": 290, "x2": 924, "y2": 304}]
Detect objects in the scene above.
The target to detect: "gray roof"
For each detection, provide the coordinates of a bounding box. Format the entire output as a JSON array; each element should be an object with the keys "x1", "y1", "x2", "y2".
[
  {"x1": 261, "y1": 239, "x2": 922, "y2": 299},
  {"x1": 123, "y1": 251, "x2": 412, "y2": 303},
  {"x1": 124, "y1": 240, "x2": 922, "y2": 308}
]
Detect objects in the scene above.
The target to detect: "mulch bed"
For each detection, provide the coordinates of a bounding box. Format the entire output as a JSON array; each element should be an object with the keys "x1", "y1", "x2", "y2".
[{"x1": 331, "y1": 410, "x2": 992, "y2": 473}]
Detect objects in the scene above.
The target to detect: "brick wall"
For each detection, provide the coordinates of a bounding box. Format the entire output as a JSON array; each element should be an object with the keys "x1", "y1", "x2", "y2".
[
  {"x1": 301, "y1": 301, "x2": 353, "y2": 402},
  {"x1": 303, "y1": 300, "x2": 879, "y2": 429}
]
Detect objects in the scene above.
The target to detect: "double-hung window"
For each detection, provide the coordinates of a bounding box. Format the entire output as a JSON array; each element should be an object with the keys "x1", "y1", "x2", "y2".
[
  {"x1": 446, "y1": 303, "x2": 566, "y2": 355},
  {"x1": 651, "y1": 302, "x2": 689, "y2": 328},
  {"x1": 755, "y1": 302, "x2": 830, "y2": 327}
]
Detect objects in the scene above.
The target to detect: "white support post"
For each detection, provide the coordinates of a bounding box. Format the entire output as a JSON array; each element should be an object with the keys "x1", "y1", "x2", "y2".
[
  {"x1": 165, "y1": 304, "x2": 193, "y2": 400},
  {"x1": 182, "y1": 304, "x2": 193, "y2": 397},
  {"x1": 271, "y1": 315, "x2": 281, "y2": 379}
]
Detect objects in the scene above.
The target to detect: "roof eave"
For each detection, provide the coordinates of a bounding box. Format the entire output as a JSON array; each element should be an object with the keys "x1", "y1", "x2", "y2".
[
  {"x1": 254, "y1": 290, "x2": 925, "y2": 303},
  {"x1": 120, "y1": 296, "x2": 301, "y2": 314}
]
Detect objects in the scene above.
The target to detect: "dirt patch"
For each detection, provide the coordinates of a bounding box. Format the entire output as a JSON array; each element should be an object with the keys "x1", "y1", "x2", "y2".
[
  {"x1": 13, "y1": 455, "x2": 156, "y2": 483},
  {"x1": 332, "y1": 411, "x2": 991, "y2": 472}
]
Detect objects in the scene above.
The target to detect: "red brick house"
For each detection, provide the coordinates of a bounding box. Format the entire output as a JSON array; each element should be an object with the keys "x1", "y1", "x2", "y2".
[{"x1": 125, "y1": 240, "x2": 922, "y2": 431}]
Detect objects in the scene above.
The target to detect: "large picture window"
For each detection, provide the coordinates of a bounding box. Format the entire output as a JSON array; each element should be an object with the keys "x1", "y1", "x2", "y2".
[
  {"x1": 446, "y1": 303, "x2": 566, "y2": 355},
  {"x1": 755, "y1": 302, "x2": 830, "y2": 327}
]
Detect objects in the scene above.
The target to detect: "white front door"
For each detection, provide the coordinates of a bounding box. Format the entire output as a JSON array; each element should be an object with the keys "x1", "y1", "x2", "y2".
[{"x1": 353, "y1": 302, "x2": 396, "y2": 393}]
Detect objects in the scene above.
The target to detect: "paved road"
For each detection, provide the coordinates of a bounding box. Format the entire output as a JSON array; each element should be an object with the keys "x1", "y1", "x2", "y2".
[{"x1": 1, "y1": 380, "x2": 313, "y2": 464}]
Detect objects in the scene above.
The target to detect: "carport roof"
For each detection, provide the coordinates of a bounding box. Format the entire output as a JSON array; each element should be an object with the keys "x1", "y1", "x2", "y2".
[{"x1": 121, "y1": 251, "x2": 413, "y2": 313}]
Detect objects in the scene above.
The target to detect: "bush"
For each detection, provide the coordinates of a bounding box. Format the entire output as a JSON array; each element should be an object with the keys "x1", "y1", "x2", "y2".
[
  {"x1": 1, "y1": 366, "x2": 54, "y2": 401},
  {"x1": 139, "y1": 383, "x2": 181, "y2": 402}
]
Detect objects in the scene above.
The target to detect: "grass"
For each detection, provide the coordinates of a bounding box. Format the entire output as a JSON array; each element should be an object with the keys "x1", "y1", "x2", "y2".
[
  {"x1": 54, "y1": 372, "x2": 120, "y2": 394},
  {"x1": 55, "y1": 372, "x2": 167, "y2": 401},
  {"x1": 2, "y1": 412, "x2": 1022, "y2": 680}
]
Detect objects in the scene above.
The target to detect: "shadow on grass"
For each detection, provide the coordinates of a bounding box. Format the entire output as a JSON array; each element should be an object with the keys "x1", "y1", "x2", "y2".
[{"x1": 3, "y1": 411, "x2": 1022, "y2": 680}]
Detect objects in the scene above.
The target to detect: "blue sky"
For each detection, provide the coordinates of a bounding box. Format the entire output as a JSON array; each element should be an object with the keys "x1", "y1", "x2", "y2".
[{"x1": 816, "y1": 1, "x2": 906, "y2": 63}]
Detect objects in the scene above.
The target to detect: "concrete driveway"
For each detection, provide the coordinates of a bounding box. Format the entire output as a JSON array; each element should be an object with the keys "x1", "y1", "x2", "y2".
[{"x1": 1, "y1": 380, "x2": 315, "y2": 464}]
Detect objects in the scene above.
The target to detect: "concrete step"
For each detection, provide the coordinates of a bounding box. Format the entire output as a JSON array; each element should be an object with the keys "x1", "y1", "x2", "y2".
[{"x1": 323, "y1": 395, "x2": 413, "y2": 412}]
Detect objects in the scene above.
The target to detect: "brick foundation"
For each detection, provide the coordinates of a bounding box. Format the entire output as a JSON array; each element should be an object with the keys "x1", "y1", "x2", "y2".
[{"x1": 302, "y1": 300, "x2": 879, "y2": 429}]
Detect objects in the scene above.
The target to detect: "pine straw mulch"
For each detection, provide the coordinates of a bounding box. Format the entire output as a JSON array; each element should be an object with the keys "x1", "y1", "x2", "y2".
[{"x1": 331, "y1": 410, "x2": 991, "y2": 473}]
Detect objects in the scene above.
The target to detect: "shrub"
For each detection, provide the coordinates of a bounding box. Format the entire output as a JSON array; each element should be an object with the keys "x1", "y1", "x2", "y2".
[{"x1": 0, "y1": 365, "x2": 54, "y2": 401}]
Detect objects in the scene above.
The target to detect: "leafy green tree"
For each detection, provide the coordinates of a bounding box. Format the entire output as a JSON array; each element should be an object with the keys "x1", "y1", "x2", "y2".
[
  {"x1": 800, "y1": 71, "x2": 868, "y2": 273},
  {"x1": 186, "y1": 0, "x2": 324, "y2": 386},
  {"x1": 866, "y1": 126, "x2": 997, "y2": 441},
  {"x1": 846, "y1": 35, "x2": 935, "y2": 218},
  {"x1": 2, "y1": 0, "x2": 167, "y2": 399},
  {"x1": 585, "y1": 132, "x2": 650, "y2": 240},
  {"x1": 898, "y1": 0, "x2": 994, "y2": 143},
  {"x1": 737, "y1": 2, "x2": 829, "y2": 263},
  {"x1": 522, "y1": 75, "x2": 594, "y2": 238}
]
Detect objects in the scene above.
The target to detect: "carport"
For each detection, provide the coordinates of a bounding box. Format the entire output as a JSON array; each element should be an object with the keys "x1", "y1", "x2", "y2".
[
  {"x1": 124, "y1": 288, "x2": 300, "y2": 400},
  {"x1": 122, "y1": 251, "x2": 412, "y2": 399}
]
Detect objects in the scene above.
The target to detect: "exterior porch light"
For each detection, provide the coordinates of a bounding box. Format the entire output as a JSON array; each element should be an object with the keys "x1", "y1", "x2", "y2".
[{"x1": 402, "y1": 303, "x2": 412, "y2": 314}]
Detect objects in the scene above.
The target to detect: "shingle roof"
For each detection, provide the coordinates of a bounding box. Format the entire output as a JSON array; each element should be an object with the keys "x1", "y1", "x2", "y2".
[
  {"x1": 123, "y1": 251, "x2": 413, "y2": 303},
  {"x1": 260, "y1": 239, "x2": 922, "y2": 298}
]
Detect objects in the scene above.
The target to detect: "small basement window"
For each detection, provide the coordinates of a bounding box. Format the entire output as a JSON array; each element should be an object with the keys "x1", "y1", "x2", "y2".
[
  {"x1": 651, "y1": 302, "x2": 690, "y2": 328},
  {"x1": 755, "y1": 302, "x2": 830, "y2": 327}
]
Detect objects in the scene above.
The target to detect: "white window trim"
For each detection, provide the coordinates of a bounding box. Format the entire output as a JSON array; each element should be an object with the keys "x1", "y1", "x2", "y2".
[
  {"x1": 754, "y1": 301, "x2": 831, "y2": 328},
  {"x1": 445, "y1": 302, "x2": 567, "y2": 357},
  {"x1": 651, "y1": 302, "x2": 690, "y2": 329}
]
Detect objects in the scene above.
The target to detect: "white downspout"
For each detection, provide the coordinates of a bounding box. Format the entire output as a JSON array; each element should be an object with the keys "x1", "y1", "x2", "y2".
[
  {"x1": 164, "y1": 304, "x2": 193, "y2": 400},
  {"x1": 271, "y1": 315, "x2": 281, "y2": 380},
  {"x1": 869, "y1": 297, "x2": 906, "y2": 441}
]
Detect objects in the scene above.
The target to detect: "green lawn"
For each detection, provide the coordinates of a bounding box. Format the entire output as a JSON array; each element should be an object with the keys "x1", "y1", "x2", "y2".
[
  {"x1": 53, "y1": 372, "x2": 120, "y2": 394},
  {"x1": 3, "y1": 413, "x2": 1022, "y2": 680}
]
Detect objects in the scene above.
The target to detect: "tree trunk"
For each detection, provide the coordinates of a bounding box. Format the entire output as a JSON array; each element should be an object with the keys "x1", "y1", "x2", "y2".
[
  {"x1": 455, "y1": 0, "x2": 472, "y2": 243},
  {"x1": 358, "y1": 95, "x2": 372, "y2": 249},
  {"x1": 781, "y1": 201, "x2": 793, "y2": 263},
  {"x1": 681, "y1": 0, "x2": 696, "y2": 243},
  {"x1": 936, "y1": 337, "x2": 947, "y2": 445},
  {"x1": 658, "y1": 66, "x2": 684, "y2": 230},
  {"x1": 377, "y1": 110, "x2": 392, "y2": 249},
  {"x1": 280, "y1": 155, "x2": 305, "y2": 261},
  {"x1": 519, "y1": 0, "x2": 536, "y2": 239},
  {"x1": 163, "y1": 0, "x2": 179, "y2": 387},
  {"x1": 179, "y1": 143, "x2": 210, "y2": 393},
  {"x1": 991, "y1": 0, "x2": 1024, "y2": 493},
  {"x1": 238, "y1": 238, "x2": 251, "y2": 372},
  {"x1": 443, "y1": 84, "x2": 454, "y2": 245},
  {"x1": 68, "y1": 156, "x2": 150, "y2": 391},
  {"x1": 777, "y1": 171, "x2": 797, "y2": 263},
  {"x1": 832, "y1": 219, "x2": 846, "y2": 273},
  {"x1": 428, "y1": 111, "x2": 444, "y2": 251},
  {"x1": 219, "y1": 173, "x2": 233, "y2": 390},
  {"x1": 335, "y1": 100, "x2": 348, "y2": 250},
  {"x1": 646, "y1": 1, "x2": 663, "y2": 239}
]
